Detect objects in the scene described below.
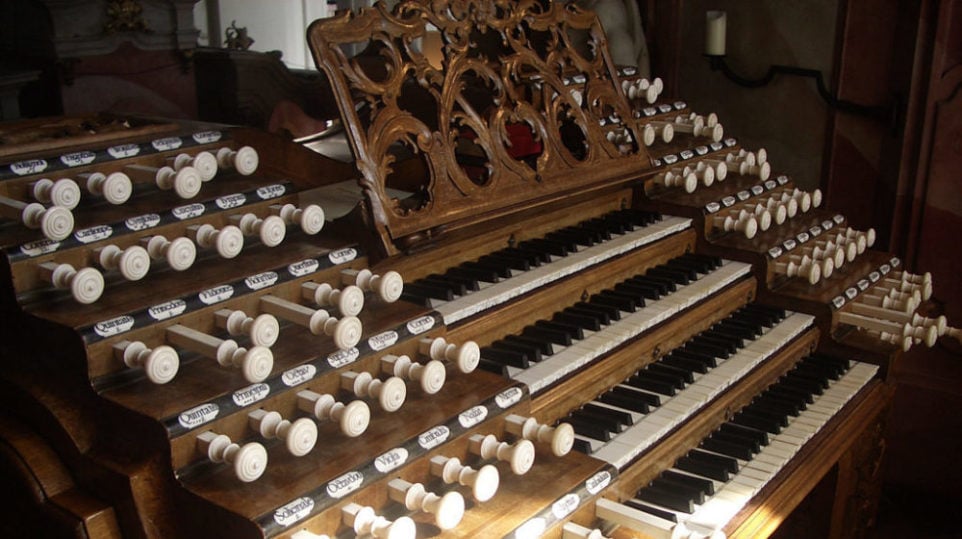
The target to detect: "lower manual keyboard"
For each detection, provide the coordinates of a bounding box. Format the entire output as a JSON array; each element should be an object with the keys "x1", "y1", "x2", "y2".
[
  {"x1": 490, "y1": 255, "x2": 752, "y2": 394},
  {"x1": 596, "y1": 354, "x2": 879, "y2": 539},
  {"x1": 584, "y1": 305, "x2": 815, "y2": 469}
]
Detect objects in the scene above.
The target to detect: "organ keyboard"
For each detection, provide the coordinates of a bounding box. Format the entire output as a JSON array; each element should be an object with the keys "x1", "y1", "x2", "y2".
[{"x1": 0, "y1": 2, "x2": 950, "y2": 539}]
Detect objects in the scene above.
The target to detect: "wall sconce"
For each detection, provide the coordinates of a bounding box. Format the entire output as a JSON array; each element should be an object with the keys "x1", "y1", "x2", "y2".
[{"x1": 703, "y1": 11, "x2": 899, "y2": 127}]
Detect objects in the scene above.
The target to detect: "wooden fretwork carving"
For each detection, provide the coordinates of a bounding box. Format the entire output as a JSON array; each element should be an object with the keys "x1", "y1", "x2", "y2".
[{"x1": 307, "y1": 0, "x2": 651, "y2": 257}]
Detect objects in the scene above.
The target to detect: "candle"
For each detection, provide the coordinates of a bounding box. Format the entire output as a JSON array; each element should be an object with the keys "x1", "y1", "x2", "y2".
[{"x1": 705, "y1": 10, "x2": 727, "y2": 56}]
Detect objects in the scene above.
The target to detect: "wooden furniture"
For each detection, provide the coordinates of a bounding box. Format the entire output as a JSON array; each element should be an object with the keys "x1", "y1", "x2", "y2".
[{"x1": 0, "y1": 1, "x2": 949, "y2": 538}]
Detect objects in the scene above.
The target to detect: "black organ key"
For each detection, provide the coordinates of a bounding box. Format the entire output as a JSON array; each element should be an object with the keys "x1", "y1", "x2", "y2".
[
  {"x1": 447, "y1": 265, "x2": 501, "y2": 283},
  {"x1": 647, "y1": 266, "x2": 691, "y2": 285},
  {"x1": 684, "y1": 340, "x2": 730, "y2": 360},
  {"x1": 502, "y1": 247, "x2": 550, "y2": 266},
  {"x1": 571, "y1": 438, "x2": 594, "y2": 454},
  {"x1": 565, "y1": 415, "x2": 612, "y2": 441},
  {"x1": 670, "y1": 348, "x2": 718, "y2": 369},
  {"x1": 710, "y1": 429, "x2": 761, "y2": 454},
  {"x1": 631, "y1": 274, "x2": 673, "y2": 295},
  {"x1": 553, "y1": 311, "x2": 602, "y2": 332},
  {"x1": 624, "y1": 500, "x2": 679, "y2": 523},
  {"x1": 719, "y1": 422, "x2": 770, "y2": 447},
  {"x1": 420, "y1": 275, "x2": 469, "y2": 295},
  {"x1": 478, "y1": 253, "x2": 531, "y2": 272},
  {"x1": 402, "y1": 282, "x2": 455, "y2": 302},
  {"x1": 691, "y1": 334, "x2": 740, "y2": 354},
  {"x1": 591, "y1": 291, "x2": 638, "y2": 312},
  {"x1": 521, "y1": 325, "x2": 572, "y2": 347},
  {"x1": 570, "y1": 408, "x2": 625, "y2": 434},
  {"x1": 714, "y1": 319, "x2": 763, "y2": 338},
  {"x1": 535, "y1": 319, "x2": 584, "y2": 340},
  {"x1": 688, "y1": 448, "x2": 740, "y2": 474},
  {"x1": 566, "y1": 305, "x2": 612, "y2": 325},
  {"x1": 700, "y1": 436, "x2": 755, "y2": 461},
  {"x1": 582, "y1": 402, "x2": 634, "y2": 426},
  {"x1": 750, "y1": 395, "x2": 801, "y2": 417},
  {"x1": 662, "y1": 469, "x2": 715, "y2": 496},
  {"x1": 490, "y1": 339, "x2": 543, "y2": 362},
  {"x1": 518, "y1": 238, "x2": 569, "y2": 257},
  {"x1": 663, "y1": 260, "x2": 701, "y2": 281},
  {"x1": 648, "y1": 362, "x2": 695, "y2": 384},
  {"x1": 650, "y1": 477, "x2": 707, "y2": 505},
  {"x1": 599, "y1": 388, "x2": 653, "y2": 413},
  {"x1": 624, "y1": 374, "x2": 677, "y2": 397},
  {"x1": 635, "y1": 484, "x2": 695, "y2": 514},
  {"x1": 580, "y1": 218, "x2": 618, "y2": 237},
  {"x1": 503, "y1": 334, "x2": 554, "y2": 356},
  {"x1": 476, "y1": 358, "x2": 509, "y2": 375},
  {"x1": 480, "y1": 346, "x2": 530, "y2": 368},
  {"x1": 575, "y1": 300, "x2": 621, "y2": 321},
  {"x1": 637, "y1": 367, "x2": 687, "y2": 390},
  {"x1": 676, "y1": 454, "x2": 732, "y2": 482},
  {"x1": 543, "y1": 230, "x2": 585, "y2": 250},
  {"x1": 615, "y1": 280, "x2": 662, "y2": 300},
  {"x1": 462, "y1": 260, "x2": 513, "y2": 279},
  {"x1": 661, "y1": 353, "x2": 710, "y2": 374}
]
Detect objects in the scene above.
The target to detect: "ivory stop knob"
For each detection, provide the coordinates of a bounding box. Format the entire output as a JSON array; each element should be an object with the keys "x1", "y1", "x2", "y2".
[
  {"x1": 388, "y1": 479, "x2": 465, "y2": 530},
  {"x1": 505, "y1": 414, "x2": 576, "y2": 457},
  {"x1": 195, "y1": 431, "x2": 267, "y2": 483},
  {"x1": 114, "y1": 340, "x2": 180, "y2": 384},
  {"x1": 469, "y1": 434, "x2": 536, "y2": 475},
  {"x1": 217, "y1": 146, "x2": 259, "y2": 176},
  {"x1": 21, "y1": 203, "x2": 74, "y2": 241},
  {"x1": 82, "y1": 171, "x2": 132, "y2": 204},
  {"x1": 215, "y1": 309, "x2": 280, "y2": 347},
  {"x1": 341, "y1": 504, "x2": 416, "y2": 539},
  {"x1": 190, "y1": 224, "x2": 244, "y2": 259},
  {"x1": 382, "y1": 354, "x2": 447, "y2": 394},
  {"x1": 248, "y1": 409, "x2": 318, "y2": 456},
  {"x1": 419, "y1": 337, "x2": 480, "y2": 373},
  {"x1": 145, "y1": 235, "x2": 196, "y2": 271},
  {"x1": 39, "y1": 262, "x2": 104, "y2": 304},
  {"x1": 97, "y1": 244, "x2": 150, "y2": 281},
  {"x1": 170, "y1": 151, "x2": 218, "y2": 181},
  {"x1": 302, "y1": 282, "x2": 365, "y2": 316},
  {"x1": 32, "y1": 178, "x2": 81, "y2": 209},
  {"x1": 233, "y1": 213, "x2": 286, "y2": 247},
  {"x1": 274, "y1": 203, "x2": 326, "y2": 235},
  {"x1": 430, "y1": 455, "x2": 500, "y2": 502},
  {"x1": 297, "y1": 390, "x2": 371, "y2": 437}
]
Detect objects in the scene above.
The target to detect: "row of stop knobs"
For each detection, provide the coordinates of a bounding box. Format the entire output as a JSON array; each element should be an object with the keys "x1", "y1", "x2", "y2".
[
  {"x1": 113, "y1": 269, "x2": 403, "y2": 384},
  {"x1": 197, "y1": 414, "x2": 573, "y2": 538},
  {"x1": 1, "y1": 146, "x2": 257, "y2": 242},
  {"x1": 37, "y1": 201, "x2": 325, "y2": 304}
]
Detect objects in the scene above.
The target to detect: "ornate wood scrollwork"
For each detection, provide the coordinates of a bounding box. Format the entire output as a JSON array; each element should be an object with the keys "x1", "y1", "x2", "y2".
[{"x1": 307, "y1": 0, "x2": 650, "y2": 256}]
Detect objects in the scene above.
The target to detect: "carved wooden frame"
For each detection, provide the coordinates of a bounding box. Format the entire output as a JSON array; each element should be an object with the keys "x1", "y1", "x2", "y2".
[{"x1": 306, "y1": 0, "x2": 650, "y2": 256}]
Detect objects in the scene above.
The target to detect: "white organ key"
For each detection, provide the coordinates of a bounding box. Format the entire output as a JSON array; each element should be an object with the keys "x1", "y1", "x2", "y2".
[
  {"x1": 229, "y1": 212, "x2": 287, "y2": 247},
  {"x1": 95, "y1": 244, "x2": 150, "y2": 281},
  {"x1": 0, "y1": 196, "x2": 73, "y2": 240},
  {"x1": 342, "y1": 268, "x2": 404, "y2": 303},
  {"x1": 113, "y1": 339, "x2": 180, "y2": 384},
  {"x1": 381, "y1": 354, "x2": 446, "y2": 394},
  {"x1": 214, "y1": 308, "x2": 280, "y2": 347},
  {"x1": 562, "y1": 522, "x2": 611, "y2": 539},
  {"x1": 216, "y1": 145, "x2": 259, "y2": 176},
  {"x1": 167, "y1": 150, "x2": 218, "y2": 181},
  {"x1": 301, "y1": 282, "x2": 365, "y2": 316},
  {"x1": 419, "y1": 336, "x2": 480, "y2": 374},
  {"x1": 430, "y1": 455, "x2": 500, "y2": 502},
  {"x1": 258, "y1": 295, "x2": 362, "y2": 350},
  {"x1": 78, "y1": 171, "x2": 132, "y2": 205},
  {"x1": 341, "y1": 503, "x2": 416, "y2": 539},
  {"x1": 38, "y1": 262, "x2": 104, "y2": 304},
  {"x1": 142, "y1": 235, "x2": 196, "y2": 271},
  {"x1": 340, "y1": 371, "x2": 406, "y2": 412},
  {"x1": 504, "y1": 414, "x2": 575, "y2": 457},
  {"x1": 291, "y1": 531, "x2": 330, "y2": 539},
  {"x1": 164, "y1": 324, "x2": 273, "y2": 382},
  {"x1": 388, "y1": 479, "x2": 465, "y2": 530},
  {"x1": 195, "y1": 430, "x2": 267, "y2": 482},
  {"x1": 271, "y1": 203, "x2": 325, "y2": 235},
  {"x1": 247, "y1": 409, "x2": 317, "y2": 456},
  {"x1": 124, "y1": 163, "x2": 201, "y2": 199},
  {"x1": 433, "y1": 215, "x2": 691, "y2": 324},
  {"x1": 296, "y1": 389, "x2": 370, "y2": 437},
  {"x1": 468, "y1": 433, "x2": 536, "y2": 475},
  {"x1": 30, "y1": 178, "x2": 81, "y2": 209},
  {"x1": 187, "y1": 223, "x2": 244, "y2": 259}
]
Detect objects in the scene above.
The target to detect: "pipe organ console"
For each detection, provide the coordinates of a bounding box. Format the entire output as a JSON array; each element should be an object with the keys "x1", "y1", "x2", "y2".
[{"x1": 0, "y1": 2, "x2": 954, "y2": 538}]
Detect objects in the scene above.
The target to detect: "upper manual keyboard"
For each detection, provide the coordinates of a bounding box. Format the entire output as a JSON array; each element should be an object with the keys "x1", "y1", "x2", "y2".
[{"x1": 400, "y1": 209, "x2": 692, "y2": 324}]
